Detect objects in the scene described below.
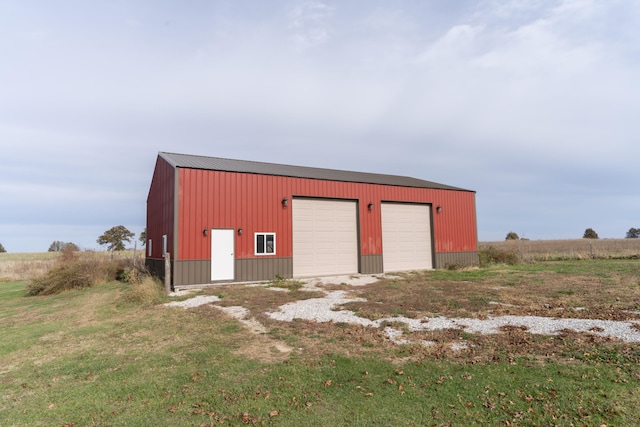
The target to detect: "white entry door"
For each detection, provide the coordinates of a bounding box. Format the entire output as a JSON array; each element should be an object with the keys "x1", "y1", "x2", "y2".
[{"x1": 211, "y1": 229, "x2": 234, "y2": 281}]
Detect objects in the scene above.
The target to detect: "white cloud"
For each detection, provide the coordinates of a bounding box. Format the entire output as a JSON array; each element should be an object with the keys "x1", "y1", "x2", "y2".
[
  {"x1": 0, "y1": 0, "x2": 638, "y2": 249},
  {"x1": 418, "y1": 24, "x2": 483, "y2": 63},
  {"x1": 287, "y1": 1, "x2": 334, "y2": 50}
]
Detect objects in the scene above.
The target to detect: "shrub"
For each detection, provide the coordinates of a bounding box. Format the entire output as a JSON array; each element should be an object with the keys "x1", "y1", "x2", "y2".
[
  {"x1": 116, "y1": 260, "x2": 168, "y2": 305},
  {"x1": 444, "y1": 262, "x2": 463, "y2": 270},
  {"x1": 479, "y1": 246, "x2": 519, "y2": 266},
  {"x1": 27, "y1": 257, "x2": 118, "y2": 296},
  {"x1": 116, "y1": 260, "x2": 151, "y2": 285},
  {"x1": 123, "y1": 276, "x2": 168, "y2": 305}
]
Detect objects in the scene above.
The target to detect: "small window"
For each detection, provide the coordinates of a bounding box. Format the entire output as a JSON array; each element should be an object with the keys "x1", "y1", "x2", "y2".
[
  {"x1": 255, "y1": 232, "x2": 276, "y2": 255},
  {"x1": 162, "y1": 235, "x2": 167, "y2": 256},
  {"x1": 147, "y1": 239, "x2": 152, "y2": 257}
]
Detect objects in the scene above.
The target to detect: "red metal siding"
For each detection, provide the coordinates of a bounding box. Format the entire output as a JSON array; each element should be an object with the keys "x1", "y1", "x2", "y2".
[
  {"x1": 146, "y1": 156, "x2": 176, "y2": 259},
  {"x1": 175, "y1": 169, "x2": 477, "y2": 261}
]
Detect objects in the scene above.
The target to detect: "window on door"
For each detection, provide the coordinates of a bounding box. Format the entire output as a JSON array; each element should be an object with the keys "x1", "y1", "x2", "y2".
[{"x1": 255, "y1": 232, "x2": 275, "y2": 255}]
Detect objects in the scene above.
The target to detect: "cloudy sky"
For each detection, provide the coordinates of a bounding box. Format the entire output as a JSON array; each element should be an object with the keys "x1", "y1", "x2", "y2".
[{"x1": 1, "y1": 0, "x2": 639, "y2": 252}]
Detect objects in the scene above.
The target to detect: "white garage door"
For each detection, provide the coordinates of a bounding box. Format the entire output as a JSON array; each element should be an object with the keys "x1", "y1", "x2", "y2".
[
  {"x1": 381, "y1": 203, "x2": 433, "y2": 272},
  {"x1": 292, "y1": 199, "x2": 358, "y2": 277}
]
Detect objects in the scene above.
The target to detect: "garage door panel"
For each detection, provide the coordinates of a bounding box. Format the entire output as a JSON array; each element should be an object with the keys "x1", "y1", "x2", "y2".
[
  {"x1": 293, "y1": 199, "x2": 358, "y2": 277},
  {"x1": 382, "y1": 203, "x2": 432, "y2": 272}
]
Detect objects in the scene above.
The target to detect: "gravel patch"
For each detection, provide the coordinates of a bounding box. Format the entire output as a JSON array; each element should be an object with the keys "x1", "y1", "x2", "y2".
[
  {"x1": 167, "y1": 275, "x2": 640, "y2": 346},
  {"x1": 383, "y1": 327, "x2": 411, "y2": 345},
  {"x1": 299, "y1": 274, "x2": 386, "y2": 291},
  {"x1": 267, "y1": 290, "x2": 640, "y2": 343},
  {"x1": 384, "y1": 327, "x2": 436, "y2": 348},
  {"x1": 164, "y1": 295, "x2": 220, "y2": 308},
  {"x1": 396, "y1": 315, "x2": 640, "y2": 342},
  {"x1": 267, "y1": 291, "x2": 377, "y2": 326},
  {"x1": 215, "y1": 306, "x2": 267, "y2": 334},
  {"x1": 168, "y1": 289, "x2": 198, "y2": 297}
]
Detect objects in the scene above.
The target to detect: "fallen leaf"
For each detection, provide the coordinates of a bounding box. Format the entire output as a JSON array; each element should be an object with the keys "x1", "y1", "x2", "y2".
[
  {"x1": 269, "y1": 410, "x2": 279, "y2": 417},
  {"x1": 483, "y1": 401, "x2": 496, "y2": 410},
  {"x1": 48, "y1": 404, "x2": 55, "y2": 410}
]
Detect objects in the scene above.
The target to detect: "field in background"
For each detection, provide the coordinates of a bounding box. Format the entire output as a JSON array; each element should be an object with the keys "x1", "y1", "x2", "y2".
[
  {"x1": 0, "y1": 250, "x2": 143, "y2": 281},
  {"x1": 480, "y1": 238, "x2": 640, "y2": 262}
]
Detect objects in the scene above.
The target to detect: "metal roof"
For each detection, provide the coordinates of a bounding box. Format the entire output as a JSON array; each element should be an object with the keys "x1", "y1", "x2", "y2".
[{"x1": 159, "y1": 152, "x2": 472, "y2": 192}]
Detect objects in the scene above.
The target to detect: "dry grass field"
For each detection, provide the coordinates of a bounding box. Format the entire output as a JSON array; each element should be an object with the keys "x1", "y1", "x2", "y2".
[
  {"x1": 0, "y1": 252, "x2": 59, "y2": 281},
  {"x1": 480, "y1": 238, "x2": 640, "y2": 262},
  {"x1": 0, "y1": 250, "x2": 142, "y2": 282}
]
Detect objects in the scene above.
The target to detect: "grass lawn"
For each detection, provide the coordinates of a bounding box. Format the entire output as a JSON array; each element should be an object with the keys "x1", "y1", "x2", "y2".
[{"x1": 2, "y1": 260, "x2": 640, "y2": 426}]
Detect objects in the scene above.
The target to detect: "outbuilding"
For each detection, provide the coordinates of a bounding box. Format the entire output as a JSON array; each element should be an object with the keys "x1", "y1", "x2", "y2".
[{"x1": 146, "y1": 152, "x2": 478, "y2": 288}]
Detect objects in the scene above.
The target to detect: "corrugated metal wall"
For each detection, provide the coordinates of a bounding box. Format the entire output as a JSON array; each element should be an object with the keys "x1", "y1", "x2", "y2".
[
  {"x1": 174, "y1": 168, "x2": 477, "y2": 262},
  {"x1": 146, "y1": 156, "x2": 176, "y2": 259}
]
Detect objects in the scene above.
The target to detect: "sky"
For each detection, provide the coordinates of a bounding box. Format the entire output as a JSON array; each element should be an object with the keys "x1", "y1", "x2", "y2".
[{"x1": 1, "y1": 0, "x2": 639, "y2": 253}]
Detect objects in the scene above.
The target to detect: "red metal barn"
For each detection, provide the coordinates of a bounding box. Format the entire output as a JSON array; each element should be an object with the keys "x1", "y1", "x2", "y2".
[{"x1": 146, "y1": 152, "x2": 478, "y2": 288}]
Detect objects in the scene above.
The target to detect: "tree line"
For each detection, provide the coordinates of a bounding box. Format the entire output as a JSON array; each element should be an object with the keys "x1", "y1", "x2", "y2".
[
  {"x1": 2, "y1": 225, "x2": 639, "y2": 253},
  {"x1": 505, "y1": 228, "x2": 640, "y2": 240},
  {"x1": 0, "y1": 226, "x2": 146, "y2": 253}
]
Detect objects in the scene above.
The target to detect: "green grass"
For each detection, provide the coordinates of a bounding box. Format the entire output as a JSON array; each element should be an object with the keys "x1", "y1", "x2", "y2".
[
  {"x1": 267, "y1": 276, "x2": 305, "y2": 291},
  {"x1": 419, "y1": 268, "x2": 499, "y2": 282},
  {"x1": 0, "y1": 280, "x2": 27, "y2": 301},
  {"x1": 2, "y1": 261, "x2": 640, "y2": 425},
  {"x1": 508, "y1": 258, "x2": 640, "y2": 275}
]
